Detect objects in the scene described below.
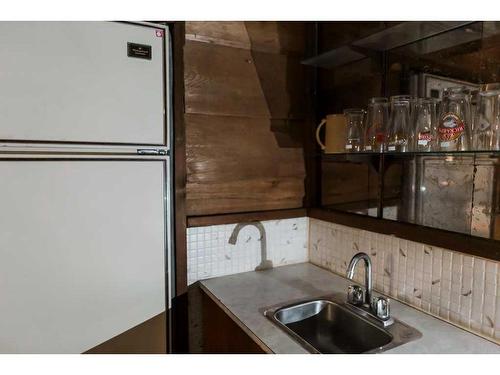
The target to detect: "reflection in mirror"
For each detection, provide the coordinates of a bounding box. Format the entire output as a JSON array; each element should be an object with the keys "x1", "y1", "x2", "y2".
[
  {"x1": 390, "y1": 22, "x2": 500, "y2": 88},
  {"x1": 472, "y1": 154, "x2": 500, "y2": 239},
  {"x1": 381, "y1": 153, "x2": 500, "y2": 241},
  {"x1": 316, "y1": 21, "x2": 500, "y2": 244},
  {"x1": 321, "y1": 154, "x2": 381, "y2": 217},
  {"x1": 414, "y1": 155, "x2": 474, "y2": 234},
  {"x1": 382, "y1": 154, "x2": 416, "y2": 223}
]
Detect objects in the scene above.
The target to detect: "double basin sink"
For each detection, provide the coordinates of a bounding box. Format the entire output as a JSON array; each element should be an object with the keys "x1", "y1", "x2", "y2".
[{"x1": 264, "y1": 293, "x2": 422, "y2": 354}]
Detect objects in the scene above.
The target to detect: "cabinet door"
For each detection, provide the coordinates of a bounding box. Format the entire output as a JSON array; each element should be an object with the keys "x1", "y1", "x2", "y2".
[
  {"x1": 0, "y1": 159, "x2": 167, "y2": 353},
  {"x1": 0, "y1": 22, "x2": 166, "y2": 145}
]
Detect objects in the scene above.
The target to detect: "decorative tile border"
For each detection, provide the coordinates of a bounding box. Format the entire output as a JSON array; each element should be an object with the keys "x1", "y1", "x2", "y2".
[
  {"x1": 187, "y1": 217, "x2": 309, "y2": 285},
  {"x1": 308, "y1": 218, "x2": 500, "y2": 343}
]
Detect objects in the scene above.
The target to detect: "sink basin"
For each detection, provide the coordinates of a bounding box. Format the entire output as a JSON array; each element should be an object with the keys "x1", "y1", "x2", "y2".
[
  {"x1": 274, "y1": 300, "x2": 392, "y2": 353},
  {"x1": 265, "y1": 295, "x2": 421, "y2": 354}
]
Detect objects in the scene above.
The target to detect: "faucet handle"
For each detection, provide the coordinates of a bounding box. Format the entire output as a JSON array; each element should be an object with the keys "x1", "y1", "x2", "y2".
[
  {"x1": 347, "y1": 285, "x2": 364, "y2": 306},
  {"x1": 371, "y1": 296, "x2": 391, "y2": 320}
]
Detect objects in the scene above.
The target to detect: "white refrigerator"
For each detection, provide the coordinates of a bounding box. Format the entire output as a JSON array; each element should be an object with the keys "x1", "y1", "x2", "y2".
[{"x1": 0, "y1": 21, "x2": 173, "y2": 353}]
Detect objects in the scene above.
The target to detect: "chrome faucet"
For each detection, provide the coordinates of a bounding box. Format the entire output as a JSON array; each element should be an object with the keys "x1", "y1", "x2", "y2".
[
  {"x1": 346, "y1": 252, "x2": 373, "y2": 305},
  {"x1": 228, "y1": 221, "x2": 273, "y2": 271},
  {"x1": 346, "y1": 252, "x2": 392, "y2": 324}
]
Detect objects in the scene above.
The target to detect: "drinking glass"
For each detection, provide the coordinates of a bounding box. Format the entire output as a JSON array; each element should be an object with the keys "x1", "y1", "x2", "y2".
[
  {"x1": 390, "y1": 95, "x2": 416, "y2": 115},
  {"x1": 437, "y1": 86, "x2": 471, "y2": 151},
  {"x1": 344, "y1": 108, "x2": 365, "y2": 152},
  {"x1": 413, "y1": 98, "x2": 438, "y2": 152},
  {"x1": 364, "y1": 97, "x2": 388, "y2": 152},
  {"x1": 470, "y1": 89, "x2": 479, "y2": 134},
  {"x1": 390, "y1": 95, "x2": 416, "y2": 149},
  {"x1": 387, "y1": 100, "x2": 411, "y2": 152},
  {"x1": 473, "y1": 89, "x2": 500, "y2": 150}
]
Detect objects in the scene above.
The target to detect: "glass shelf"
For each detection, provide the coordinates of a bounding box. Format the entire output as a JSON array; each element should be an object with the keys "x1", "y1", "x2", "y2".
[
  {"x1": 302, "y1": 21, "x2": 493, "y2": 69},
  {"x1": 321, "y1": 150, "x2": 500, "y2": 158}
]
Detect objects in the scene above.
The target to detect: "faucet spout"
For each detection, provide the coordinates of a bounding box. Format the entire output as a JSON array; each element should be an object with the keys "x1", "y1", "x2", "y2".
[
  {"x1": 346, "y1": 252, "x2": 372, "y2": 305},
  {"x1": 228, "y1": 221, "x2": 273, "y2": 271}
]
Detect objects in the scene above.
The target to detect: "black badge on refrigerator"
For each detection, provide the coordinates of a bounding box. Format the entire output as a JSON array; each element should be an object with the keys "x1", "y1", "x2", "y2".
[{"x1": 127, "y1": 42, "x2": 152, "y2": 60}]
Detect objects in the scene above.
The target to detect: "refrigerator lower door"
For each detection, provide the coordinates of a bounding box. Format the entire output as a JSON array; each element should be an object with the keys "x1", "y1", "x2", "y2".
[{"x1": 0, "y1": 158, "x2": 169, "y2": 353}]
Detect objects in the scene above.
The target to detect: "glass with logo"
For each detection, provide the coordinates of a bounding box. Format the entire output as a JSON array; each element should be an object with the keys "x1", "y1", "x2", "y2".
[
  {"x1": 413, "y1": 98, "x2": 438, "y2": 152},
  {"x1": 364, "y1": 97, "x2": 388, "y2": 152},
  {"x1": 437, "y1": 87, "x2": 471, "y2": 151},
  {"x1": 473, "y1": 89, "x2": 500, "y2": 150},
  {"x1": 344, "y1": 108, "x2": 365, "y2": 152}
]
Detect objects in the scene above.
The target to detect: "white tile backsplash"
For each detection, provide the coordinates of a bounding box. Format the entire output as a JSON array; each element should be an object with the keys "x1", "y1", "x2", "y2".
[
  {"x1": 308, "y1": 218, "x2": 500, "y2": 344},
  {"x1": 187, "y1": 217, "x2": 308, "y2": 285}
]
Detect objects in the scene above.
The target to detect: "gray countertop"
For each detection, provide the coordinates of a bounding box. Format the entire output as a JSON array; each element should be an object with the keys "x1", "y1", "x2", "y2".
[{"x1": 199, "y1": 262, "x2": 500, "y2": 354}]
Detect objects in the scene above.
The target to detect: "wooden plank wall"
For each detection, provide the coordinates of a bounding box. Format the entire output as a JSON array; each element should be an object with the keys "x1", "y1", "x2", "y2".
[{"x1": 183, "y1": 22, "x2": 308, "y2": 216}]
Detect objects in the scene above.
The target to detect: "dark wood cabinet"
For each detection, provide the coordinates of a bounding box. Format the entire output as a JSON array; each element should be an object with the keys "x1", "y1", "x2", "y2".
[{"x1": 199, "y1": 290, "x2": 268, "y2": 354}]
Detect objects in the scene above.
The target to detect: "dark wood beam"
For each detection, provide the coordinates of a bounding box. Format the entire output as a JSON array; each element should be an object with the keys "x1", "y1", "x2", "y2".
[{"x1": 187, "y1": 208, "x2": 306, "y2": 227}]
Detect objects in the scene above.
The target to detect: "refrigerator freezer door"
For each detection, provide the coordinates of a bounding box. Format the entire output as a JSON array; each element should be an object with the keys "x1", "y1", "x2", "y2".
[{"x1": 0, "y1": 22, "x2": 166, "y2": 145}]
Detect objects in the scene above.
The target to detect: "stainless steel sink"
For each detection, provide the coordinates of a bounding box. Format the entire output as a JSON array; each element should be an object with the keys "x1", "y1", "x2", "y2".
[{"x1": 265, "y1": 295, "x2": 421, "y2": 354}]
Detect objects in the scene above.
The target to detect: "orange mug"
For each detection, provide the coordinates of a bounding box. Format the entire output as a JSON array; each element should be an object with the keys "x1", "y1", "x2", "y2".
[{"x1": 315, "y1": 114, "x2": 347, "y2": 153}]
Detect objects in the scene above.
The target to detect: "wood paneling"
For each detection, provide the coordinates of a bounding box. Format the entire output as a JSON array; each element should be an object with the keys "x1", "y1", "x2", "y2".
[
  {"x1": 187, "y1": 175, "x2": 305, "y2": 216},
  {"x1": 183, "y1": 22, "x2": 309, "y2": 222},
  {"x1": 251, "y1": 50, "x2": 307, "y2": 119},
  {"x1": 186, "y1": 22, "x2": 252, "y2": 50},
  {"x1": 186, "y1": 21, "x2": 306, "y2": 55},
  {"x1": 171, "y1": 21, "x2": 189, "y2": 354},
  {"x1": 185, "y1": 113, "x2": 306, "y2": 215},
  {"x1": 184, "y1": 41, "x2": 270, "y2": 118},
  {"x1": 244, "y1": 21, "x2": 306, "y2": 55},
  {"x1": 184, "y1": 41, "x2": 306, "y2": 119},
  {"x1": 173, "y1": 22, "x2": 187, "y2": 297},
  {"x1": 185, "y1": 114, "x2": 304, "y2": 180},
  {"x1": 85, "y1": 312, "x2": 166, "y2": 354}
]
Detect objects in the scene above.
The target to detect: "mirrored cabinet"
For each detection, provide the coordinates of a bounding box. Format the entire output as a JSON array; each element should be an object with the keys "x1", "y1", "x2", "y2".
[
  {"x1": 320, "y1": 152, "x2": 500, "y2": 241},
  {"x1": 311, "y1": 21, "x2": 500, "y2": 245}
]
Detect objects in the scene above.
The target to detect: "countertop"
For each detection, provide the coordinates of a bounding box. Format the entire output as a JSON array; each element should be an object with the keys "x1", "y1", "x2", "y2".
[{"x1": 199, "y1": 262, "x2": 500, "y2": 354}]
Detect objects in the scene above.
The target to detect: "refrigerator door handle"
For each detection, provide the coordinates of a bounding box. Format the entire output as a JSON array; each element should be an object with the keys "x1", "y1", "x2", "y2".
[{"x1": 137, "y1": 148, "x2": 168, "y2": 155}]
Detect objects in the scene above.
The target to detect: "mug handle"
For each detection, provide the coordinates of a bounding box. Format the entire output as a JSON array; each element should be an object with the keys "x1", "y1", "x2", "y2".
[{"x1": 315, "y1": 118, "x2": 327, "y2": 150}]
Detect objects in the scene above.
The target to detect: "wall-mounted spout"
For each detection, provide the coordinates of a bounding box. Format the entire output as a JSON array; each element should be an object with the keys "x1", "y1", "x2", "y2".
[{"x1": 228, "y1": 221, "x2": 273, "y2": 271}]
